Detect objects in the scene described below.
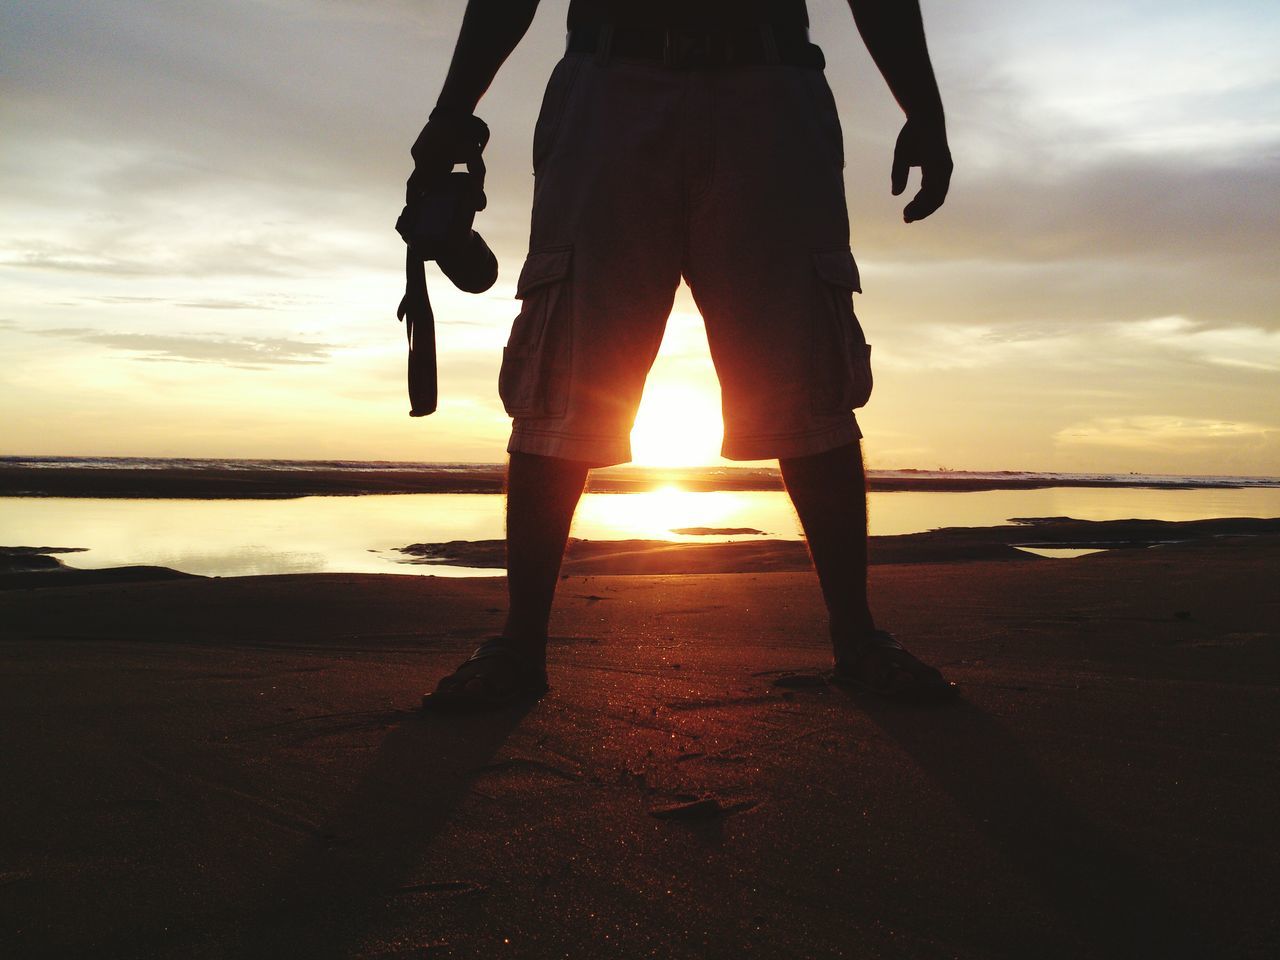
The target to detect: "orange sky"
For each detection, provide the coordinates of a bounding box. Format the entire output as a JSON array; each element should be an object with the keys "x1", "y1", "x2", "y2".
[{"x1": 2, "y1": 1, "x2": 1277, "y2": 474}]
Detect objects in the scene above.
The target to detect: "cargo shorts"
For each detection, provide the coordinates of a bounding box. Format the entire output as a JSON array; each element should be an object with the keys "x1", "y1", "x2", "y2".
[{"x1": 500, "y1": 50, "x2": 872, "y2": 467}]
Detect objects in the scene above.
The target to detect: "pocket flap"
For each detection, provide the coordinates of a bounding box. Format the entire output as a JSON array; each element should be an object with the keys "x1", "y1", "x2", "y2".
[
  {"x1": 812, "y1": 248, "x2": 862, "y2": 293},
  {"x1": 516, "y1": 246, "x2": 573, "y2": 299}
]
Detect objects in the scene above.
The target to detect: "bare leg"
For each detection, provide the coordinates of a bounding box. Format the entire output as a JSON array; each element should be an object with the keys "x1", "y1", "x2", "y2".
[
  {"x1": 779, "y1": 441, "x2": 876, "y2": 643},
  {"x1": 781, "y1": 442, "x2": 952, "y2": 698},
  {"x1": 422, "y1": 451, "x2": 588, "y2": 708},
  {"x1": 502, "y1": 451, "x2": 590, "y2": 656}
]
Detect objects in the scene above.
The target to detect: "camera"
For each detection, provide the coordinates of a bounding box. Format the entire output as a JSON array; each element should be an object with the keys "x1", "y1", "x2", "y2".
[
  {"x1": 395, "y1": 114, "x2": 498, "y2": 418},
  {"x1": 396, "y1": 172, "x2": 498, "y2": 294}
]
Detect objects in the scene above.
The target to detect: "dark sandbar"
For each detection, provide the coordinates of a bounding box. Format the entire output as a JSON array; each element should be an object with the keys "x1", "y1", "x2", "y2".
[
  {"x1": 395, "y1": 517, "x2": 1280, "y2": 574},
  {"x1": 0, "y1": 546, "x2": 199, "y2": 589},
  {"x1": 3, "y1": 460, "x2": 1275, "y2": 498}
]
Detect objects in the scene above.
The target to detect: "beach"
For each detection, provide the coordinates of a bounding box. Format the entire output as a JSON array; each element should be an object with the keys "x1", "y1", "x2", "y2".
[
  {"x1": 7, "y1": 0, "x2": 1278, "y2": 953},
  {"x1": 1, "y1": 531, "x2": 1276, "y2": 958}
]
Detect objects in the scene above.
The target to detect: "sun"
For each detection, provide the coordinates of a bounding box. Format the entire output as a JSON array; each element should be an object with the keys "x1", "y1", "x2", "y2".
[{"x1": 629, "y1": 381, "x2": 724, "y2": 467}]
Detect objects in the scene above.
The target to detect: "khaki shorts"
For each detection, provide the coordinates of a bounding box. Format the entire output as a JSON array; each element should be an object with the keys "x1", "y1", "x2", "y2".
[{"x1": 500, "y1": 52, "x2": 872, "y2": 466}]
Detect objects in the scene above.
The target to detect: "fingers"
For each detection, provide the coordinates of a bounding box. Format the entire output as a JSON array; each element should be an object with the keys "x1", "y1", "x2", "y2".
[
  {"x1": 903, "y1": 187, "x2": 944, "y2": 223},
  {"x1": 903, "y1": 160, "x2": 952, "y2": 222},
  {"x1": 406, "y1": 159, "x2": 438, "y2": 203},
  {"x1": 407, "y1": 115, "x2": 484, "y2": 202},
  {"x1": 890, "y1": 135, "x2": 909, "y2": 197},
  {"x1": 406, "y1": 161, "x2": 445, "y2": 202}
]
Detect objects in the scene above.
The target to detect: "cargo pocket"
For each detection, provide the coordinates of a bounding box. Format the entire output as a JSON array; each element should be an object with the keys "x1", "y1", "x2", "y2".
[
  {"x1": 499, "y1": 246, "x2": 573, "y2": 418},
  {"x1": 811, "y1": 247, "x2": 873, "y2": 414}
]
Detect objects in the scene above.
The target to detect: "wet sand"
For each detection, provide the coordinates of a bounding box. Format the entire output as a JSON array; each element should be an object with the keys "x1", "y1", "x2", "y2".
[
  {"x1": 395, "y1": 517, "x2": 1280, "y2": 574},
  {"x1": 1, "y1": 537, "x2": 1276, "y2": 958}
]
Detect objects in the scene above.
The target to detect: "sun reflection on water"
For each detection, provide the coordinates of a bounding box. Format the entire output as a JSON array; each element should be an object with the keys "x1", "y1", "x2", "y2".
[{"x1": 571, "y1": 485, "x2": 768, "y2": 542}]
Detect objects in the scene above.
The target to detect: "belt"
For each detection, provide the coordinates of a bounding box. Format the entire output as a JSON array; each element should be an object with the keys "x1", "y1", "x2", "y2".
[{"x1": 566, "y1": 23, "x2": 825, "y2": 69}]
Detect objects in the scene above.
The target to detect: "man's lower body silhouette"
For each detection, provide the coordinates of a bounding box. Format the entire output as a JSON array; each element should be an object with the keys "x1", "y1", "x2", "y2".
[
  {"x1": 426, "y1": 442, "x2": 950, "y2": 707},
  {"x1": 423, "y1": 46, "x2": 952, "y2": 707},
  {"x1": 501, "y1": 444, "x2": 875, "y2": 651}
]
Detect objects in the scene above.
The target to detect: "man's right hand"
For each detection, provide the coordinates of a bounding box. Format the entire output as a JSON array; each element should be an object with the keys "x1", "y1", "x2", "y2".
[
  {"x1": 890, "y1": 116, "x2": 953, "y2": 223},
  {"x1": 406, "y1": 110, "x2": 484, "y2": 203}
]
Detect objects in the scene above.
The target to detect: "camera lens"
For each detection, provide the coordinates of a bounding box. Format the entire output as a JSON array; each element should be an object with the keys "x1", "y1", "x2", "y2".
[{"x1": 438, "y1": 231, "x2": 498, "y2": 293}]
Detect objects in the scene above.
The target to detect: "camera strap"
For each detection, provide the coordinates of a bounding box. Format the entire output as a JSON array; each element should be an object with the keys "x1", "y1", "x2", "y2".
[
  {"x1": 397, "y1": 250, "x2": 437, "y2": 417},
  {"x1": 396, "y1": 114, "x2": 491, "y2": 418}
]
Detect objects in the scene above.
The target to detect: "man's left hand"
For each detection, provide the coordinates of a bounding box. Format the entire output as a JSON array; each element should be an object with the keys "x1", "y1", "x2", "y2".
[{"x1": 890, "y1": 117, "x2": 953, "y2": 223}]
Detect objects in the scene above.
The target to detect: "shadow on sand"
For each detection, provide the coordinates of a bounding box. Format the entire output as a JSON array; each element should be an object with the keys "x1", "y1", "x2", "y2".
[
  {"x1": 244, "y1": 702, "x2": 534, "y2": 958},
  {"x1": 845, "y1": 692, "x2": 1217, "y2": 959}
]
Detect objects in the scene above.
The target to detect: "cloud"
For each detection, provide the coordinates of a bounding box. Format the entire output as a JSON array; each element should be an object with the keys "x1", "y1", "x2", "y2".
[
  {"x1": 33, "y1": 327, "x2": 335, "y2": 367},
  {"x1": 876, "y1": 314, "x2": 1280, "y2": 375},
  {"x1": 79, "y1": 294, "x2": 311, "y2": 311},
  {"x1": 1005, "y1": 8, "x2": 1280, "y2": 157},
  {"x1": 4, "y1": 221, "x2": 393, "y2": 280},
  {"x1": 920, "y1": 0, "x2": 1280, "y2": 161},
  {"x1": 874, "y1": 322, "x2": 1079, "y2": 371},
  {"x1": 84, "y1": 296, "x2": 166, "y2": 305},
  {"x1": 1054, "y1": 415, "x2": 1275, "y2": 451},
  {"x1": 175, "y1": 299, "x2": 265, "y2": 310},
  {"x1": 853, "y1": 147, "x2": 1280, "y2": 280},
  {"x1": 0, "y1": 2, "x2": 457, "y2": 280},
  {"x1": 1114, "y1": 316, "x2": 1280, "y2": 371},
  {"x1": 834, "y1": 3, "x2": 1280, "y2": 313}
]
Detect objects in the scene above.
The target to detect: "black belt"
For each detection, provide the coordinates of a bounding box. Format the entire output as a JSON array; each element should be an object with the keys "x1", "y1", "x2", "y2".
[{"x1": 567, "y1": 23, "x2": 825, "y2": 69}]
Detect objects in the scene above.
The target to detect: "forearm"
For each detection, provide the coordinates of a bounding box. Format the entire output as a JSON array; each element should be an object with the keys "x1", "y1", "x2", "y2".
[
  {"x1": 846, "y1": 0, "x2": 945, "y2": 123},
  {"x1": 433, "y1": 0, "x2": 541, "y2": 113}
]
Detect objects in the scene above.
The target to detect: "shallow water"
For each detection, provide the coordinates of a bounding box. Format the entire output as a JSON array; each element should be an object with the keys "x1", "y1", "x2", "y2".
[{"x1": 3, "y1": 485, "x2": 1278, "y2": 578}]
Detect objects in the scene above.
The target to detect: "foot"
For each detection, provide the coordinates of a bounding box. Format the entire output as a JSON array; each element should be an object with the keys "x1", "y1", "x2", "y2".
[
  {"x1": 421, "y1": 638, "x2": 549, "y2": 712},
  {"x1": 832, "y1": 630, "x2": 956, "y2": 701}
]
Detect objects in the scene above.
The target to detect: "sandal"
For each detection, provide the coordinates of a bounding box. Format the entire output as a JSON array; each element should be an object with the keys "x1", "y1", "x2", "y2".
[
  {"x1": 832, "y1": 630, "x2": 956, "y2": 701},
  {"x1": 421, "y1": 639, "x2": 549, "y2": 712}
]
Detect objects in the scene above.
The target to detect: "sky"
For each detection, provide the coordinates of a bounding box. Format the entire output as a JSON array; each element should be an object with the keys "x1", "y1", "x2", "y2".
[{"x1": 2, "y1": 0, "x2": 1278, "y2": 474}]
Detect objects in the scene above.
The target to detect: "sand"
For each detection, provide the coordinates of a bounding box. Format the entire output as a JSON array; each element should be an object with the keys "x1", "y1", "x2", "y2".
[{"x1": 1, "y1": 537, "x2": 1277, "y2": 958}]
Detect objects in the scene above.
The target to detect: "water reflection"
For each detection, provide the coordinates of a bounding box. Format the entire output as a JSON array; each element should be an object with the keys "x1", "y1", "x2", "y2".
[
  {"x1": 573, "y1": 487, "x2": 793, "y2": 541},
  {"x1": 147, "y1": 545, "x2": 329, "y2": 578},
  {"x1": 1013, "y1": 546, "x2": 1110, "y2": 559},
  {"x1": 1, "y1": 484, "x2": 1276, "y2": 578}
]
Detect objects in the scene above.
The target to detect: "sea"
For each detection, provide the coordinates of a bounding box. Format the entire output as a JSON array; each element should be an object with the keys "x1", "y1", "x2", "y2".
[{"x1": 3, "y1": 457, "x2": 1278, "y2": 577}]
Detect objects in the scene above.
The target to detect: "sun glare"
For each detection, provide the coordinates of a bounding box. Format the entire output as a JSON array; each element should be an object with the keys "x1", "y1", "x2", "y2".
[
  {"x1": 629, "y1": 383, "x2": 724, "y2": 467},
  {"x1": 573, "y1": 484, "x2": 749, "y2": 540}
]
